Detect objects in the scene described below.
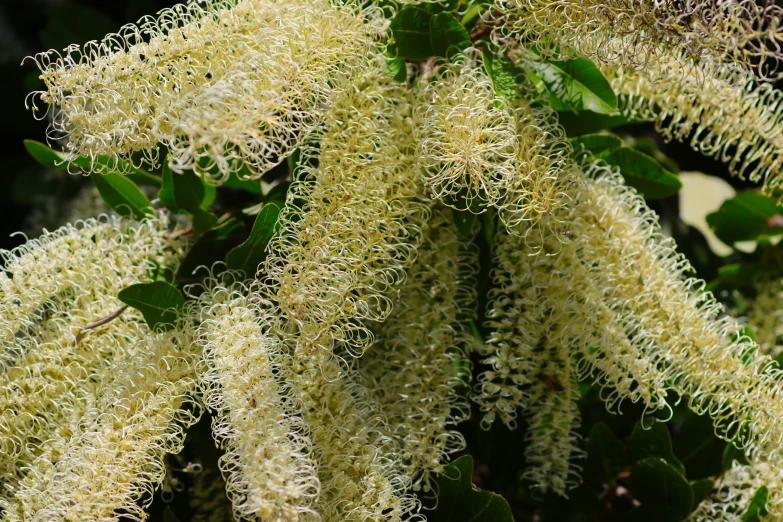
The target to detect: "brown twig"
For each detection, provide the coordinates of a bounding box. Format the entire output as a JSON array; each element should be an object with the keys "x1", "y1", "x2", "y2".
[{"x1": 74, "y1": 305, "x2": 129, "y2": 345}]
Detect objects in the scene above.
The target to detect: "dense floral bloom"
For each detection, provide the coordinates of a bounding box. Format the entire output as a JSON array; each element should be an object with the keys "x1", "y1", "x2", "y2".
[
  {"x1": 744, "y1": 279, "x2": 783, "y2": 357},
  {"x1": 609, "y1": 48, "x2": 783, "y2": 196},
  {"x1": 360, "y1": 207, "x2": 477, "y2": 493},
  {"x1": 264, "y1": 61, "x2": 429, "y2": 356},
  {"x1": 27, "y1": 0, "x2": 379, "y2": 182},
  {"x1": 194, "y1": 278, "x2": 319, "y2": 521},
  {"x1": 493, "y1": 0, "x2": 783, "y2": 81}
]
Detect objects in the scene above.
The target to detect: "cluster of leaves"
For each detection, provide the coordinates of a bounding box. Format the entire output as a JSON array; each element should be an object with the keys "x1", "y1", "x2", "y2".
[{"x1": 9, "y1": 0, "x2": 781, "y2": 521}]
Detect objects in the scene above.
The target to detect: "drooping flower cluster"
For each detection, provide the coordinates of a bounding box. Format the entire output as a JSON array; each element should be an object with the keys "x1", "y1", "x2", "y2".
[
  {"x1": 12, "y1": 0, "x2": 783, "y2": 520},
  {"x1": 0, "y1": 215, "x2": 199, "y2": 521},
  {"x1": 494, "y1": 0, "x2": 783, "y2": 81},
  {"x1": 27, "y1": 0, "x2": 379, "y2": 182},
  {"x1": 360, "y1": 207, "x2": 478, "y2": 493}
]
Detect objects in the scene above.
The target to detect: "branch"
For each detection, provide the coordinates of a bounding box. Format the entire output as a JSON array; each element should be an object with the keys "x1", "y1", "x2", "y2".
[{"x1": 74, "y1": 305, "x2": 129, "y2": 344}]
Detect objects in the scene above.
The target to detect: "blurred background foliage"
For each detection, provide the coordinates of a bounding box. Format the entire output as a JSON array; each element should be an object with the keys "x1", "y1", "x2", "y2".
[{"x1": 2, "y1": 1, "x2": 782, "y2": 521}]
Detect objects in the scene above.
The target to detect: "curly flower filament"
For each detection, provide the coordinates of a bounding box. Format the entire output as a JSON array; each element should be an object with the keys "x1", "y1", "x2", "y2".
[
  {"x1": 360, "y1": 207, "x2": 478, "y2": 493},
  {"x1": 28, "y1": 0, "x2": 378, "y2": 182},
  {"x1": 195, "y1": 279, "x2": 320, "y2": 522}
]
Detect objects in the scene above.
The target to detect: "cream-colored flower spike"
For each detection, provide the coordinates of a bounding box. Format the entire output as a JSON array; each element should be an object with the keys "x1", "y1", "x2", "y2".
[
  {"x1": 194, "y1": 278, "x2": 320, "y2": 522},
  {"x1": 692, "y1": 449, "x2": 783, "y2": 521},
  {"x1": 609, "y1": 47, "x2": 783, "y2": 196},
  {"x1": 744, "y1": 278, "x2": 783, "y2": 357},
  {"x1": 291, "y1": 347, "x2": 421, "y2": 522},
  {"x1": 2, "y1": 328, "x2": 200, "y2": 522},
  {"x1": 265, "y1": 59, "x2": 429, "y2": 356},
  {"x1": 415, "y1": 52, "x2": 574, "y2": 236},
  {"x1": 0, "y1": 215, "x2": 182, "y2": 493},
  {"x1": 360, "y1": 207, "x2": 478, "y2": 493},
  {"x1": 574, "y1": 164, "x2": 783, "y2": 452},
  {"x1": 493, "y1": 0, "x2": 783, "y2": 81},
  {"x1": 27, "y1": 0, "x2": 378, "y2": 183}
]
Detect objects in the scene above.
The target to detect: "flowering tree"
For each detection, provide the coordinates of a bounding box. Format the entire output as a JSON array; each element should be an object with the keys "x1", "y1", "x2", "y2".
[{"x1": 5, "y1": 0, "x2": 783, "y2": 520}]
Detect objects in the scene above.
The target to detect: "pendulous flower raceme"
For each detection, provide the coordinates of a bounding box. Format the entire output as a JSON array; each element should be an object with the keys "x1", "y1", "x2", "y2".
[{"x1": 10, "y1": 0, "x2": 783, "y2": 520}]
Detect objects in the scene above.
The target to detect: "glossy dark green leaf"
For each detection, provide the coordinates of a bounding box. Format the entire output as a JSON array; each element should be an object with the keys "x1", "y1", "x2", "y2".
[
  {"x1": 452, "y1": 208, "x2": 476, "y2": 238},
  {"x1": 223, "y1": 171, "x2": 262, "y2": 194},
  {"x1": 568, "y1": 133, "x2": 623, "y2": 159},
  {"x1": 429, "y1": 13, "x2": 470, "y2": 57},
  {"x1": 177, "y1": 219, "x2": 246, "y2": 278},
  {"x1": 690, "y1": 479, "x2": 714, "y2": 507},
  {"x1": 742, "y1": 486, "x2": 769, "y2": 522},
  {"x1": 673, "y1": 413, "x2": 725, "y2": 480},
  {"x1": 722, "y1": 441, "x2": 749, "y2": 471},
  {"x1": 24, "y1": 140, "x2": 68, "y2": 171},
  {"x1": 529, "y1": 57, "x2": 617, "y2": 114},
  {"x1": 159, "y1": 164, "x2": 212, "y2": 213},
  {"x1": 426, "y1": 455, "x2": 513, "y2": 522},
  {"x1": 627, "y1": 458, "x2": 693, "y2": 521},
  {"x1": 482, "y1": 47, "x2": 521, "y2": 103},
  {"x1": 390, "y1": 7, "x2": 433, "y2": 61},
  {"x1": 558, "y1": 110, "x2": 633, "y2": 136},
  {"x1": 385, "y1": 54, "x2": 408, "y2": 82},
  {"x1": 585, "y1": 422, "x2": 628, "y2": 485},
  {"x1": 226, "y1": 203, "x2": 281, "y2": 276},
  {"x1": 91, "y1": 173, "x2": 153, "y2": 221},
  {"x1": 629, "y1": 421, "x2": 686, "y2": 474},
  {"x1": 718, "y1": 262, "x2": 772, "y2": 288},
  {"x1": 118, "y1": 281, "x2": 185, "y2": 332},
  {"x1": 604, "y1": 147, "x2": 682, "y2": 199},
  {"x1": 707, "y1": 191, "x2": 783, "y2": 245},
  {"x1": 25, "y1": 140, "x2": 161, "y2": 186}
]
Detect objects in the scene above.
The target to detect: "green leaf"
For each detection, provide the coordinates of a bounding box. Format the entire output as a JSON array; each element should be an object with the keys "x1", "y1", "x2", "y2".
[
  {"x1": 24, "y1": 140, "x2": 161, "y2": 186},
  {"x1": 390, "y1": 7, "x2": 434, "y2": 61},
  {"x1": 718, "y1": 262, "x2": 772, "y2": 288},
  {"x1": 385, "y1": 54, "x2": 408, "y2": 82},
  {"x1": 226, "y1": 203, "x2": 282, "y2": 276},
  {"x1": 558, "y1": 110, "x2": 633, "y2": 136},
  {"x1": 627, "y1": 458, "x2": 693, "y2": 521},
  {"x1": 91, "y1": 173, "x2": 153, "y2": 221},
  {"x1": 425, "y1": 455, "x2": 513, "y2": 522},
  {"x1": 223, "y1": 171, "x2": 262, "y2": 194},
  {"x1": 604, "y1": 148, "x2": 682, "y2": 199},
  {"x1": 742, "y1": 486, "x2": 769, "y2": 522},
  {"x1": 628, "y1": 420, "x2": 686, "y2": 475},
  {"x1": 568, "y1": 133, "x2": 623, "y2": 159},
  {"x1": 159, "y1": 164, "x2": 211, "y2": 214},
  {"x1": 482, "y1": 48, "x2": 521, "y2": 103},
  {"x1": 429, "y1": 13, "x2": 470, "y2": 58},
  {"x1": 673, "y1": 412, "x2": 725, "y2": 480},
  {"x1": 118, "y1": 281, "x2": 185, "y2": 332},
  {"x1": 690, "y1": 479, "x2": 714, "y2": 507},
  {"x1": 707, "y1": 191, "x2": 783, "y2": 245},
  {"x1": 722, "y1": 441, "x2": 749, "y2": 471},
  {"x1": 177, "y1": 219, "x2": 247, "y2": 279},
  {"x1": 451, "y1": 208, "x2": 476, "y2": 238},
  {"x1": 24, "y1": 140, "x2": 68, "y2": 171},
  {"x1": 528, "y1": 57, "x2": 617, "y2": 114},
  {"x1": 585, "y1": 422, "x2": 629, "y2": 485}
]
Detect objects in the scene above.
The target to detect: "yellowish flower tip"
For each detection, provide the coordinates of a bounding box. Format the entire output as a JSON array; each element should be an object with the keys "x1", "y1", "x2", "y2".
[
  {"x1": 692, "y1": 449, "x2": 783, "y2": 521},
  {"x1": 360, "y1": 207, "x2": 478, "y2": 493},
  {"x1": 415, "y1": 51, "x2": 575, "y2": 237},
  {"x1": 1, "y1": 327, "x2": 201, "y2": 522},
  {"x1": 610, "y1": 48, "x2": 783, "y2": 198},
  {"x1": 194, "y1": 278, "x2": 320, "y2": 522},
  {"x1": 416, "y1": 53, "x2": 520, "y2": 210},
  {"x1": 292, "y1": 348, "x2": 421, "y2": 522},
  {"x1": 263, "y1": 60, "x2": 429, "y2": 356},
  {"x1": 0, "y1": 214, "x2": 179, "y2": 346},
  {"x1": 493, "y1": 0, "x2": 783, "y2": 81},
  {"x1": 744, "y1": 279, "x2": 783, "y2": 357},
  {"x1": 574, "y1": 162, "x2": 783, "y2": 451},
  {"x1": 27, "y1": 0, "x2": 379, "y2": 183}
]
